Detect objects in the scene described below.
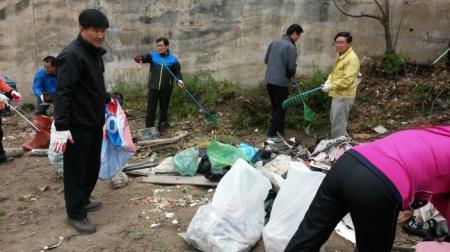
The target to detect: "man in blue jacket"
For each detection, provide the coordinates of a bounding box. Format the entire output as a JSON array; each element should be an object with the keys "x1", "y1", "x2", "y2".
[
  {"x1": 264, "y1": 24, "x2": 303, "y2": 140},
  {"x1": 32, "y1": 56, "x2": 57, "y2": 115},
  {"x1": 134, "y1": 37, "x2": 184, "y2": 132}
]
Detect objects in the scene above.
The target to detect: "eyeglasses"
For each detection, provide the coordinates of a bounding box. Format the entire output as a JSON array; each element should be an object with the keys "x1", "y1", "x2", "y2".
[{"x1": 335, "y1": 41, "x2": 348, "y2": 45}]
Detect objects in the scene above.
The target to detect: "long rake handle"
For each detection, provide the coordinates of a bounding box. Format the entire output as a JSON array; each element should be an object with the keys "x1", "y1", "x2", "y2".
[
  {"x1": 9, "y1": 104, "x2": 41, "y2": 132},
  {"x1": 162, "y1": 64, "x2": 211, "y2": 113}
]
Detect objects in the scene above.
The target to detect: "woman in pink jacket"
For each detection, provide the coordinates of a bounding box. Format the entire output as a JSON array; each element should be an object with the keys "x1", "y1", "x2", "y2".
[{"x1": 285, "y1": 125, "x2": 450, "y2": 252}]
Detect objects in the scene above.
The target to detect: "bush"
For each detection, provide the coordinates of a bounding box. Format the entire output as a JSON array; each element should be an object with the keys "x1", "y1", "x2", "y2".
[
  {"x1": 382, "y1": 53, "x2": 406, "y2": 79},
  {"x1": 111, "y1": 81, "x2": 147, "y2": 112}
]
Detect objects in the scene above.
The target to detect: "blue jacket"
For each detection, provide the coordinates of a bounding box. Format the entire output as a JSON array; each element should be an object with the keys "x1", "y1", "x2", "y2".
[
  {"x1": 32, "y1": 67, "x2": 57, "y2": 97},
  {"x1": 140, "y1": 50, "x2": 182, "y2": 90}
]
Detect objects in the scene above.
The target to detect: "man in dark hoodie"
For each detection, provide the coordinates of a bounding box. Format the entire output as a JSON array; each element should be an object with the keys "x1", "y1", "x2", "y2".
[
  {"x1": 134, "y1": 37, "x2": 184, "y2": 132},
  {"x1": 53, "y1": 9, "x2": 111, "y2": 234},
  {"x1": 264, "y1": 24, "x2": 303, "y2": 140}
]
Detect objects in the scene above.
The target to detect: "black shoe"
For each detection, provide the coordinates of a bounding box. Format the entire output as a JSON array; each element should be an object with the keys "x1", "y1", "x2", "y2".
[
  {"x1": 85, "y1": 201, "x2": 103, "y2": 212},
  {"x1": 67, "y1": 218, "x2": 96, "y2": 234},
  {"x1": 158, "y1": 121, "x2": 170, "y2": 133},
  {"x1": 0, "y1": 156, "x2": 13, "y2": 163}
]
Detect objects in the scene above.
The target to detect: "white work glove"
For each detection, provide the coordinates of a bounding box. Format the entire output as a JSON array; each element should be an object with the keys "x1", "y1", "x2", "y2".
[
  {"x1": 53, "y1": 130, "x2": 74, "y2": 154},
  {"x1": 11, "y1": 90, "x2": 22, "y2": 102},
  {"x1": 177, "y1": 80, "x2": 185, "y2": 88},
  {"x1": 40, "y1": 94, "x2": 45, "y2": 103},
  {"x1": 0, "y1": 94, "x2": 9, "y2": 105},
  {"x1": 321, "y1": 80, "x2": 331, "y2": 93}
]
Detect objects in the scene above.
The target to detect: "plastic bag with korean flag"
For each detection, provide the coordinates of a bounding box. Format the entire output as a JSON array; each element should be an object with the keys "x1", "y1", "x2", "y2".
[{"x1": 99, "y1": 99, "x2": 136, "y2": 180}]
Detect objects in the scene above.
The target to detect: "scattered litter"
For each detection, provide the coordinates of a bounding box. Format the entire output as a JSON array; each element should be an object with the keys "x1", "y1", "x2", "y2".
[
  {"x1": 136, "y1": 127, "x2": 159, "y2": 141},
  {"x1": 39, "y1": 186, "x2": 49, "y2": 192},
  {"x1": 207, "y1": 188, "x2": 214, "y2": 193},
  {"x1": 171, "y1": 219, "x2": 179, "y2": 225},
  {"x1": 150, "y1": 223, "x2": 160, "y2": 228},
  {"x1": 41, "y1": 236, "x2": 63, "y2": 251},
  {"x1": 165, "y1": 212, "x2": 175, "y2": 219},
  {"x1": 372, "y1": 125, "x2": 388, "y2": 134}
]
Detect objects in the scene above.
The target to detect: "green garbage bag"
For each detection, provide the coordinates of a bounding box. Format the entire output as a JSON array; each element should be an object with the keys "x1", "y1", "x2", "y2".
[
  {"x1": 173, "y1": 147, "x2": 200, "y2": 176},
  {"x1": 207, "y1": 141, "x2": 248, "y2": 171}
]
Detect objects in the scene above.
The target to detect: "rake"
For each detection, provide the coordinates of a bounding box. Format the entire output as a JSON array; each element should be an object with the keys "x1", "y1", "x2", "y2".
[
  {"x1": 283, "y1": 83, "x2": 321, "y2": 122},
  {"x1": 162, "y1": 65, "x2": 219, "y2": 125}
]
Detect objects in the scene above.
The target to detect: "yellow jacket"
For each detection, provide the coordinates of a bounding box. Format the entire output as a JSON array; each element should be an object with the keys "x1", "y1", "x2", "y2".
[{"x1": 327, "y1": 47, "x2": 360, "y2": 98}]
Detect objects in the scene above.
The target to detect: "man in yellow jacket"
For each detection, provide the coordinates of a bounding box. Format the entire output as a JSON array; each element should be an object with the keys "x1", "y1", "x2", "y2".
[{"x1": 321, "y1": 32, "x2": 360, "y2": 138}]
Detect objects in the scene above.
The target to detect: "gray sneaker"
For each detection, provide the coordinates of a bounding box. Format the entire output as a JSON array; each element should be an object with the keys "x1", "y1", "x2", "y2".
[
  {"x1": 85, "y1": 201, "x2": 103, "y2": 212},
  {"x1": 67, "y1": 218, "x2": 96, "y2": 234}
]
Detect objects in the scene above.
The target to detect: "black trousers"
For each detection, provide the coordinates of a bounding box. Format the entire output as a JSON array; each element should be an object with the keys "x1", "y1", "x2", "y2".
[
  {"x1": 36, "y1": 98, "x2": 50, "y2": 115},
  {"x1": 63, "y1": 126, "x2": 102, "y2": 220},
  {"x1": 267, "y1": 84, "x2": 289, "y2": 137},
  {"x1": 146, "y1": 87, "x2": 173, "y2": 128},
  {"x1": 285, "y1": 152, "x2": 402, "y2": 252}
]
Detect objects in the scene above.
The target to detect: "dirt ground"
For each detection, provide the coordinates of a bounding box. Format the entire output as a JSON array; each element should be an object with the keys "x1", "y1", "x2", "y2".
[{"x1": 0, "y1": 114, "x2": 420, "y2": 252}]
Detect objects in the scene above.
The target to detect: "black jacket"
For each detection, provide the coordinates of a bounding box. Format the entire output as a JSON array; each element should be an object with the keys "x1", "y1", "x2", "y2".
[
  {"x1": 54, "y1": 35, "x2": 109, "y2": 131},
  {"x1": 140, "y1": 50, "x2": 182, "y2": 90}
]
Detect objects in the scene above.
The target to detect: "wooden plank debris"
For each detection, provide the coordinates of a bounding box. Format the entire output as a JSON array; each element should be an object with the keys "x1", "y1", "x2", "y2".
[{"x1": 141, "y1": 175, "x2": 218, "y2": 187}]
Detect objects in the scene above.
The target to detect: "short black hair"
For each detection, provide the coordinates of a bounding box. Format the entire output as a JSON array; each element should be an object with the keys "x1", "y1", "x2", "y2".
[
  {"x1": 286, "y1": 24, "x2": 304, "y2": 35},
  {"x1": 156, "y1": 37, "x2": 169, "y2": 46},
  {"x1": 78, "y1": 9, "x2": 109, "y2": 29},
  {"x1": 335, "y1": 32, "x2": 353, "y2": 43},
  {"x1": 43, "y1": 56, "x2": 56, "y2": 67}
]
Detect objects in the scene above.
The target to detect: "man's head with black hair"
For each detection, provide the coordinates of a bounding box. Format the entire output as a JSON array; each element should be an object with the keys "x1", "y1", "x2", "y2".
[
  {"x1": 79, "y1": 9, "x2": 109, "y2": 29},
  {"x1": 286, "y1": 24, "x2": 303, "y2": 43},
  {"x1": 78, "y1": 9, "x2": 109, "y2": 48},
  {"x1": 155, "y1": 37, "x2": 170, "y2": 54},
  {"x1": 43, "y1": 56, "x2": 56, "y2": 75},
  {"x1": 334, "y1": 32, "x2": 353, "y2": 54}
]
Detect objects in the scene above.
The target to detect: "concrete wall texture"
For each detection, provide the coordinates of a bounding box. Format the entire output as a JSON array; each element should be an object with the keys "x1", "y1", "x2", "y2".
[{"x1": 0, "y1": 0, "x2": 449, "y2": 102}]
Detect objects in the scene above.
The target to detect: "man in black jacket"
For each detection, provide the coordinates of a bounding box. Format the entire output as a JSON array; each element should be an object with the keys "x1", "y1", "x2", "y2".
[
  {"x1": 53, "y1": 9, "x2": 111, "y2": 234},
  {"x1": 134, "y1": 37, "x2": 184, "y2": 132}
]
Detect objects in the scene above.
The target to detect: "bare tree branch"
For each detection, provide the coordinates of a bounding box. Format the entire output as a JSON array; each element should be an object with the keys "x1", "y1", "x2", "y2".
[
  {"x1": 373, "y1": 0, "x2": 386, "y2": 17},
  {"x1": 332, "y1": 0, "x2": 384, "y2": 23}
]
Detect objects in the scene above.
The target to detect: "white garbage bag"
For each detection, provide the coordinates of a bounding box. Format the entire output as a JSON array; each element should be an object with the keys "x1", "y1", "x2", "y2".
[
  {"x1": 263, "y1": 161, "x2": 325, "y2": 252},
  {"x1": 183, "y1": 158, "x2": 271, "y2": 252},
  {"x1": 48, "y1": 122, "x2": 64, "y2": 177}
]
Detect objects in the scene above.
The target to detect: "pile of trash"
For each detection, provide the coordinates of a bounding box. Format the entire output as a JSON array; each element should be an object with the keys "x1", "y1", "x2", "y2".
[{"x1": 122, "y1": 132, "x2": 360, "y2": 251}]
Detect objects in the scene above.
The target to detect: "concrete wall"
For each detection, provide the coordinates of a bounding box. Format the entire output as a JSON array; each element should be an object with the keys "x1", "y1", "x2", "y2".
[{"x1": 0, "y1": 0, "x2": 449, "y2": 102}]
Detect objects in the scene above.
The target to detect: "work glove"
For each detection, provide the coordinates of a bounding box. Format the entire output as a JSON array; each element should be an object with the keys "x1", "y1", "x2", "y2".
[
  {"x1": 11, "y1": 90, "x2": 22, "y2": 102},
  {"x1": 321, "y1": 80, "x2": 331, "y2": 93},
  {"x1": 0, "y1": 94, "x2": 9, "y2": 106},
  {"x1": 53, "y1": 130, "x2": 74, "y2": 154},
  {"x1": 134, "y1": 55, "x2": 143, "y2": 63},
  {"x1": 177, "y1": 80, "x2": 185, "y2": 88}
]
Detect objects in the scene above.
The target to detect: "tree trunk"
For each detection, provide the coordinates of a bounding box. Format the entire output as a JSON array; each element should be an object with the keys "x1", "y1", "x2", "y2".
[
  {"x1": 384, "y1": 0, "x2": 395, "y2": 54},
  {"x1": 383, "y1": 22, "x2": 395, "y2": 54}
]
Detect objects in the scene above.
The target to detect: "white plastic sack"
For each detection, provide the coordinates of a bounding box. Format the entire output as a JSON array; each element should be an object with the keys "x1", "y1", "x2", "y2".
[
  {"x1": 184, "y1": 158, "x2": 271, "y2": 252},
  {"x1": 48, "y1": 122, "x2": 64, "y2": 177},
  {"x1": 263, "y1": 161, "x2": 325, "y2": 252}
]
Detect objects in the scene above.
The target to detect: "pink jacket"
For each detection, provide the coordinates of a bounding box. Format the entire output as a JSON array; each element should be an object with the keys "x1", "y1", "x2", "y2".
[{"x1": 354, "y1": 126, "x2": 450, "y2": 229}]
